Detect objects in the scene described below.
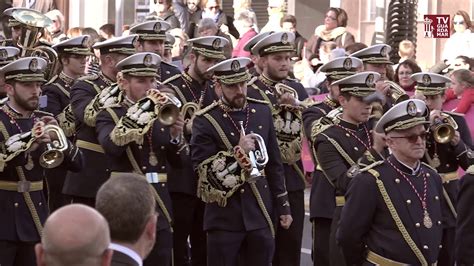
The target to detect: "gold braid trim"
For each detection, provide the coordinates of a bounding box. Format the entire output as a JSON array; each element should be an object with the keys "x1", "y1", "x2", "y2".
[
  {"x1": 249, "y1": 182, "x2": 275, "y2": 237},
  {"x1": 0, "y1": 120, "x2": 44, "y2": 237},
  {"x1": 56, "y1": 105, "x2": 76, "y2": 137},
  {"x1": 385, "y1": 117, "x2": 427, "y2": 132},
  {"x1": 195, "y1": 101, "x2": 218, "y2": 116},
  {"x1": 105, "y1": 108, "x2": 173, "y2": 229},
  {"x1": 442, "y1": 187, "x2": 457, "y2": 219},
  {"x1": 216, "y1": 71, "x2": 251, "y2": 85},
  {"x1": 263, "y1": 45, "x2": 294, "y2": 54},
  {"x1": 5, "y1": 73, "x2": 45, "y2": 81},
  {"x1": 291, "y1": 163, "x2": 307, "y2": 185},
  {"x1": 310, "y1": 118, "x2": 332, "y2": 143},
  {"x1": 367, "y1": 168, "x2": 429, "y2": 266},
  {"x1": 320, "y1": 133, "x2": 356, "y2": 166},
  {"x1": 63, "y1": 47, "x2": 92, "y2": 54},
  {"x1": 53, "y1": 82, "x2": 70, "y2": 98},
  {"x1": 415, "y1": 87, "x2": 446, "y2": 96},
  {"x1": 192, "y1": 47, "x2": 226, "y2": 59}
]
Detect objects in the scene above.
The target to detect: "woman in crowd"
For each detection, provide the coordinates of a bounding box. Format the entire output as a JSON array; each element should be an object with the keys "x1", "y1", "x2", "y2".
[
  {"x1": 442, "y1": 10, "x2": 474, "y2": 65},
  {"x1": 149, "y1": 0, "x2": 181, "y2": 29},
  {"x1": 188, "y1": 0, "x2": 233, "y2": 39},
  {"x1": 393, "y1": 59, "x2": 421, "y2": 92},
  {"x1": 445, "y1": 69, "x2": 474, "y2": 113}
]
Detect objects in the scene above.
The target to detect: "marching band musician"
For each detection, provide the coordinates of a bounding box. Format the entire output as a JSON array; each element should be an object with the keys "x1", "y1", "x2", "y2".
[
  {"x1": 246, "y1": 31, "x2": 308, "y2": 266},
  {"x1": 455, "y1": 158, "x2": 474, "y2": 264},
  {"x1": 130, "y1": 20, "x2": 182, "y2": 81},
  {"x1": 301, "y1": 56, "x2": 362, "y2": 266},
  {"x1": 241, "y1": 31, "x2": 274, "y2": 77},
  {"x1": 95, "y1": 52, "x2": 184, "y2": 266},
  {"x1": 0, "y1": 57, "x2": 82, "y2": 266},
  {"x1": 41, "y1": 35, "x2": 93, "y2": 212},
  {"x1": 1, "y1": 7, "x2": 28, "y2": 47},
  {"x1": 337, "y1": 99, "x2": 444, "y2": 266},
  {"x1": 190, "y1": 57, "x2": 292, "y2": 266},
  {"x1": 311, "y1": 71, "x2": 386, "y2": 266},
  {"x1": 163, "y1": 35, "x2": 228, "y2": 266},
  {"x1": 412, "y1": 72, "x2": 473, "y2": 266},
  {"x1": 63, "y1": 35, "x2": 137, "y2": 206},
  {"x1": 0, "y1": 46, "x2": 21, "y2": 99}
]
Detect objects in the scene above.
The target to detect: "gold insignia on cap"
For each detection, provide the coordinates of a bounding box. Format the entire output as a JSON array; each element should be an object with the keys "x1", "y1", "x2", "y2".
[
  {"x1": 143, "y1": 54, "x2": 153, "y2": 67},
  {"x1": 343, "y1": 58, "x2": 352, "y2": 70},
  {"x1": 381, "y1": 46, "x2": 389, "y2": 57},
  {"x1": 29, "y1": 58, "x2": 38, "y2": 72},
  {"x1": 365, "y1": 74, "x2": 375, "y2": 87},
  {"x1": 212, "y1": 38, "x2": 221, "y2": 49},
  {"x1": 0, "y1": 49, "x2": 7, "y2": 60},
  {"x1": 281, "y1": 33, "x2": 288, "y2": 44},
  {"x1": 407, "y1": 101, "x2": 417, "y2": 116},
  {"x1": 422, "y1": 74, "x2": 431, "y2": 86},
  {"x1": 231, "y1": 60, "x2": 240, "y2": 72},
  {"x1": 153, "y1": 22, "x2": 161, "y2": 33}
]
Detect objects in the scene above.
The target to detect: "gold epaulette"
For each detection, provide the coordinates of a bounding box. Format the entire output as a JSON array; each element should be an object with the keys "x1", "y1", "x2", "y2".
[
  {"x1": 310, "y1": 117, "x2": 333, "y2": 142},
  {"x1": 421, "y1": 162, "x2": 438, "y2": 172},
  {"x1": 195, "y1": 101, "x2": 218, "y2": 116},
  {"x1": 300, "y1": 97, "x2": 318, "y2": 108},
  {"x1": 161, "y1": 73, "x2": 181, "y2": 84},
  {"x1": 247, "y1": 75, "x2": 258, "y2": 86},
  {"x1": 77, "y1": 73, "x2": 99, "y2": 81},
  {"x1": 44, "y1": 74, "x2": 58, "y2": 85},
  {"x1": 360, "y1": 160, "x2": 384, "y2": 174},
  {"x1": 33, "y1": 110, "x2": 54, "y2": 116},
  {"x1": 443, "y1": 110, "x2": 464, "y2": 117},
  {"x1": 467, "y1": 165, "x2": 474, "y2": 175},
  {"x1": 247, "y1": 97, "x2": 269, "y2": 105},
  {"x1": 285, "y1": 77, "x2": 298, "y2": 82}
]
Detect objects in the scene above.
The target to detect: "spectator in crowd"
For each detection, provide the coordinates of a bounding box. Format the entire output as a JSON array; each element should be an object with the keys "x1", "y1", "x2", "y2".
[
  {"x1": 233, "y1": 0, "x2": 258, "y2": 32},
  {"x1": 188, "y1": 0, "x2": 232, "y2": 39},
  {"x1": 393, "y1": 39, "x2": 416, "y2": 70},
  {"x1": 35, "y1": 204, "x2": 113, "y2": 266},
  {"x1": 281, "y1": 14, "x2": 306, "y2": 61},
  {"x1": 442, "y1": 10, "x2": 474, "y2": 65},
  {"x1": 169, "y1": 28, "x2": 188, "y2": 66},
  {"x1": 82, "y1": 27, "x2": 102, "y2": 75},
  {"x1": 12, "y1": 0, "x2": 55, "y2": 13},
  {"x1": 344, "y1": 42, "x2": 367, "y2": 55},
  {"x1": 149, "y1": 0, "x2": 181, "y2": 29},
  {"x1": 232, "y1": 10, "x2": 257, "y2": 58},
  {"x1": 306, "y1": 7, "x2": 354, "y2": 60},
  {"x1": 393, "y1": 59, "x2": 421, "y2": 92},
  {"x1": 96, "y1": 173, "x2": 158, "y2": 266},
  {"x1": 452, "y1": 55, "x2": 473, "y2": 71},
  {"x1": 67, "y1": 27, "x2": 83, "y2": 38},
  {"x1": 99, "y1": 23, "x2": 115, "y2": 39},
  {"x1": 172, "y1": 0, "x2": 190, "y2": 32},
  {"x1": 186, "y1": 0, "x2": 200, "y2": 18},
  {"x1": 260, "y1": 0, "x2": 284, "y2": 33},
  {"x1": 197, "y1": 18, "x2": 232, "y2": 58},
  {"x1": 45, "y1": 9, "x2": 66, "y2": 44},
  {"x1": 445, "y1": 69, "x2": 474, "y2": 113}
]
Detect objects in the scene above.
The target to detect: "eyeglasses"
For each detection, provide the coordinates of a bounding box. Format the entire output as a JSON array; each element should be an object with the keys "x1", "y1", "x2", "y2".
[
  {"x1": 208, "y1": 6, "x2": 219, "y2": 9},
  {"x1": 390, "y1": 132, "x2": 428, "y2": 143},
  {"x1": 454, "y1": 21, "x2": 464, "y2": 25},
  {"x1": 325, "y1": 15, "x2": 337, "y2": 21}
]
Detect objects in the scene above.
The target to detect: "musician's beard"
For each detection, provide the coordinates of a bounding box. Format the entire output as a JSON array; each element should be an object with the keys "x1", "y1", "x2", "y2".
[
  {"x1": 13, "y1": 94, "x2": 39, "y2": 111},
  {"x1": 222, "y1": 93, "x2": 246, "y2": 109}
]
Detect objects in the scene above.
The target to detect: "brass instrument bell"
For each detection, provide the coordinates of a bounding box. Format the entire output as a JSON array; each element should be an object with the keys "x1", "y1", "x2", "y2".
[
  {"x1": 431, "y1": 113, "x2": 458, "y2": 144},
  {"x1": 39, "y1": 125, "x2": 69, "y2": 169}
]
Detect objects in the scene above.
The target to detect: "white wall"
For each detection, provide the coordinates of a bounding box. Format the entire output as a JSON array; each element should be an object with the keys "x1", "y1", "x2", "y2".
[{"x1": 68, "y1": 0, "x2": 110, "y2": 30}]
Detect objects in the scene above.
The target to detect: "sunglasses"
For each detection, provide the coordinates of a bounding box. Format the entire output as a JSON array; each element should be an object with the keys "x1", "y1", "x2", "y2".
[
  {"x1": 454, "y1": 21, "x2": 464, "y2": 25},
  {"x1": 390, "y1": 132, "x2": 428, "y2": 143}
]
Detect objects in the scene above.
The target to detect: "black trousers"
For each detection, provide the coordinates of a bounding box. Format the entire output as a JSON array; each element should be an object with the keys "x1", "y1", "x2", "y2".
[
  {"x1": 273, "y1": 190, "x2": 304, "y2": 266},
  {"x1": 0, "y1": 240, "x2": 36, "y2": 266},
  {"x1": 312, "y1": 217, "x2": 331, "y2": 266},
  {"x1": 170, "y1": 192, "x2": 206, "y2": 266},
  {"x1": 45, "y1": 168, "x2": 68, "y2": 213},
  {"x1": 207, "y1": 227, "x2": 274, "y2": 266},
  {"x1": 329, "y1": 206, "x2": 346, "y2": 266},
  {"x1": 144, "y1": 227, "x2": 173, "y2": 266},
  {"x1": 438, "y1": 227, "x2": 455, "y2": 266}
]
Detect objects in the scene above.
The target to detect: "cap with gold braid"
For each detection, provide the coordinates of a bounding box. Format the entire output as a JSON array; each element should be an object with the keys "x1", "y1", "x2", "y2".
[
  {"x1": 350, "y1": 44, "x2": 393, "y2": 65},
  {"x1": 130, "y1": 20, "x2": 171, "y2": 41},
  {"x1": 411, "y1": 72, "x2": 451, "y2": 96},
  {"x1": 332, "y1": 71, "x2": 380, "y2": 97},
  {"x1": 116, "y1": 52, "x2": 161, "y2": 77},
  {"x1": 0, "y1": 57, "x2": 48, "y2": 82},
  {"x1": 92, "y1": 34, "x2": 138, "y2": 55},
  {"x1": 165, "y1": 33, "x2": 175, "y2": 50},
  {"x1": 319, "y1": 56, "x2": 363, "y2": 82},
  {"x1": 375, "y1": 99, "x2": 429, "y2": 133},
  {"x1": 207, "y1": 57, "x2": 251, "y2": 85},
  {"x1": 243, "y1": 31, "x2": 274, "y2": 55},
  {"x1": 251, "y1": 31, "x2": 295, "y2": 56},
  {"x1": 188, "y1": 36, "x2": 229, "y2": 60},
  {"x1": 0, "y1": 47, "x2": 20, "y2": 67},
  {"x1": 53, "y1": 35, "x2": 93, "y2": 56}
]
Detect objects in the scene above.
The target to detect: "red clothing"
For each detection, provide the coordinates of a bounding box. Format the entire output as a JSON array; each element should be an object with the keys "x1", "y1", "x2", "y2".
[
  {"x1": 445, "y1": 87, "x2": 474, "y2": 113},
  {"x1": 232, "y1": 28, "x2": 257, "y2": 58}
]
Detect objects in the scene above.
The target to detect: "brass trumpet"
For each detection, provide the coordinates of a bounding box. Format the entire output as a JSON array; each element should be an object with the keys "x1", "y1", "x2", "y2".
[
  {"x1": 181, "y1": 102, "x2": 199, "y2": 122},
  {"x1": 157, "y1": 92, "x2": 182, "y2": 126},
  {"x1": 39, "y1": 125, "x2": 69, "y2": 168},
  {"x1": 239, "y1": 121, "x2": 269, "y2": 180},
  {"x1": 431, "y1": 113, "x2": 458, "y2": 144},
  {"x1": 384, "y1": 80, "x2": 410, "y2": 104}
]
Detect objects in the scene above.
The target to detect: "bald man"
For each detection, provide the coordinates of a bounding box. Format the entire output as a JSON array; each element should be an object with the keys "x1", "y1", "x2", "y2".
[{"x1": 35, "y1": 204, "x2": 113, "y2": 266}]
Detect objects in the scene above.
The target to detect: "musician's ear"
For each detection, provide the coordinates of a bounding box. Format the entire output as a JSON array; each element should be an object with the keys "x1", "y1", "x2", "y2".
[{"x1": 4, "y1": 82, "x2": 14, "y2": 96}]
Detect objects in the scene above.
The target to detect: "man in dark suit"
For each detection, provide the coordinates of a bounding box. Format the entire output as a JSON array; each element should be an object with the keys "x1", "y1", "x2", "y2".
[
  {"x1": 455, "y1": 158, "x2": 474, "y2": 264},
  {"x1": 96, "y1": 173, "x2": 158, "y2": 266},
  {"x1": 35, "y1": 204, "x2": 112, "y2": 266}
]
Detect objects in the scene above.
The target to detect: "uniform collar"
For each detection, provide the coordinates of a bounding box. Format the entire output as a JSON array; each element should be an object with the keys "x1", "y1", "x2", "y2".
[
  {"x1": 59, "y1": 71, "x2": 76, "y2": 87},
  {"x1": 390, "y1": 154, "x2": 421, "y2": 175},
  {"x1": 99, "y1": 71, "x2": 115, "y2": 86},
  {"x1": 337, "y1": 115, "x2": 364, "y2": 131},
  {"x1": 323, "y1": 96, "x2": 339, "y2": 109},
  {"x1": 218, "y1": 98, "x2": 247, "y2": 112},
  {"x1": 259, "y1": 74, "x2": 279, "y2": 87},
  {"x1": 109, "y1": 243, "x2": 142, "y2": 266},
  {"x1": 2, "y1": 103, "x2": 34, "y2": 119}
]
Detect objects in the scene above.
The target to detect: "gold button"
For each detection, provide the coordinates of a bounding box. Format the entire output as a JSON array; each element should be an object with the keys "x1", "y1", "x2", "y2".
[
  {"x1": 406, "y1": 199, "x2": 411, "y2": 204},
  {"x1": 161, "y1": 146, "x2": 165, "y2": 150},
  {"x1": 415, "y1": 223, "x2": 420, "y2": 227},
  {"x1": 161, "y1": 183, "x2": 166, "y2": 187},
  {"x1": 258, "y1": 125, "x2": 262, "y2": 129},
  {"x1": 182, "y1": 85, "x2": 186, "y2": 88},
  {"x1": 395, "y1": 178, "x2": 400, "y2": 184},
  {"x1": 240, "y1": 189, "x2": 245, "y2": 193},
  {"x1": 446, "y1": 164, "x2": 450, "y2": 167},
  {"x1": 439, "y1": 245, "x2": 443, "y2": 248},
  {"x1": 423, "y1": 245, "x2": 428, "y2": 250},
  {"x1": 166, "y1": 71, "x2": 170, "y2": 74},
  {"x1": 100, "y1": 85, "x2": 104, "y2": 89},
  {"x1": 39, "y1": 202, "x2": 42, "y2": 206},
  {"x1": 138, "y1": 145, "x2": 143, "y2": 150},
  {"x1": 438, "y1": 221, "x2": 442, "y2": 225},
  {"x1": 345, "y1": 133, "x2": 350, "y2": 137},
  {"x1": 354, "y1": 147, "x2": 359, "y2": 151},
  {"x1": 160, "y1": 128, "x2": 165, "y2": 132},
  {"x1": 223, "y1": 114, "x2": 228, "y2": 118},
  {"x1": 251, "y1": 109, "x2": 256, "y2": 113},
  {"x1": 161, "y1": 166, "x2": 165, "y2": 170},
  {"x1": 142, "y1": 166, "x2": 147, "y2": 171},
  {"x1": 14, "y1": 203, "x2": 18, "y2": 207},
  {"x1": 435, "y1": 196, "x2": 439, "y2": 200},
  {"x1": 264, "y1": 185, "x2": 268, "y2": 188},
  {"x1": 426, "y1": 173, "x2": 430, "y2": 177},
  {"x1": 230, "y1": 132, "x2": 235, "y2": 136}
]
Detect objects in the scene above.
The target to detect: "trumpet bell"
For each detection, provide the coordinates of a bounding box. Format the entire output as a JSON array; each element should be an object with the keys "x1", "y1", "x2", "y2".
[
  {"x1": 39, "y1": 149, "x2": 64, "y2": 169},
  {"x1": 384, "y1": 80, "x2": 409, "y2": 104},
  {"x1": 432, "y1": 122, "x2": 455, "y2": 144},
  {"x1": 159, "y1": 104, "x2": 180, "y2": 126},
  {"x1": 39, "y1": 125, "x2": 68, "y2": 169}
]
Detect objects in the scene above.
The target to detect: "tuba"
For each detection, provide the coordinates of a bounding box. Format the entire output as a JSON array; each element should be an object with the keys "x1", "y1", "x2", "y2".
[
  {"x1": 431, "y1": 113, "x2": 458, "y2": 144},
  {"x1": 384, "y1": 80, "x2": 410, "y2": 104},
  {"x1": 12, "y1": 9, "x2": 60, "y2": 80},
  {"x1": 239, "y1": 121, "x2": 269, "y2": 181}
]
